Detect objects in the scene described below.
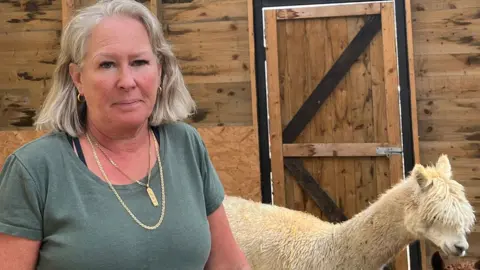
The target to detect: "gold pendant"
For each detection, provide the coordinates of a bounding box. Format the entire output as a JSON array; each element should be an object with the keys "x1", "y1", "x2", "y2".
[{"x1": 146, "y1": 187, "x2": 159, "y2": 207}]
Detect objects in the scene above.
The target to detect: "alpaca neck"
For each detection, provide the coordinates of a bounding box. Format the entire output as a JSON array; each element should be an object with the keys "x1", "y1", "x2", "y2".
[{"x1": 331, "y1": 181, "x2": 416, "y2": 267}]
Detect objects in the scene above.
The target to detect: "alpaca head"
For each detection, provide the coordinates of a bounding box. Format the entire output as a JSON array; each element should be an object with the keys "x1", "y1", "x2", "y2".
[
  {"x1": 431, "y1": 251, "x2": 480, "y2": 270},
  {"x1": 405, "y1": 154, "x2": 476, "y2": 257}
]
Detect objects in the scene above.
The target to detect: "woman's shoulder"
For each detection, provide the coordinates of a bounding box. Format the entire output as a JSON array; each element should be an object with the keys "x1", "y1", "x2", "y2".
[
  {"x1": 155, "y1": 121, "x2": 203, "y2": 142},
  {"x1": 8, "y1": 131, "x2": 70, "y2": 166}
]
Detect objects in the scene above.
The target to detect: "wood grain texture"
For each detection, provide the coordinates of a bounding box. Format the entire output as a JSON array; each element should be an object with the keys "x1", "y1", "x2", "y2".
[
  {"x1": 161, "y1": 1, "x2": 253, "y2": 126},
  {"x1": 276, "y1": 3, "x2": 381, "y2": 20},
  {"x1": 282, "y1": 143, "x2": 391, "y2": 157},
  {"x1": 411, "y1": 0, "x2": 480, "y2": 267},
  {"x1": 271, "y1": 10, "x2": 407, "y2": 267},
  {"x1": 161, "y1": 0, "x2": 247, "y2": 23},
  {"x1": 264, "y1": 9, "x2": 285, "y2": 207}
]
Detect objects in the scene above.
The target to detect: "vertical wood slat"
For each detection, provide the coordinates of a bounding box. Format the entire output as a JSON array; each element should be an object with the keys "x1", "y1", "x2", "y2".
[
  {"x1": 264, "y1": 10, "x2": 286, "y2": 207},
  {"x1": 381, "y1": 3, "x2": 409, "y2": 270},
  {"x1": 61, "y1": 0, "x2": 76, "y2": 28},
  {"x1": 247, "y1": 0, "x2": 258, "y2": 128},
  {"x1": 403, "y1": 0, "x2": 427, "y2": 266}
]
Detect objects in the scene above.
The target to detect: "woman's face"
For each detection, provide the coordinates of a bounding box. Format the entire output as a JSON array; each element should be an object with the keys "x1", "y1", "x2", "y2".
[{"x1": 70, "y1": 15, "x2": 161, "y2": 131}]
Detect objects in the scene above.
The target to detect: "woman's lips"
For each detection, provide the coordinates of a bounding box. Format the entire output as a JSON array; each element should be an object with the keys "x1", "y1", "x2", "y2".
[{"x1": 113, "y1": 100, "x2": 142, "y2": 110}]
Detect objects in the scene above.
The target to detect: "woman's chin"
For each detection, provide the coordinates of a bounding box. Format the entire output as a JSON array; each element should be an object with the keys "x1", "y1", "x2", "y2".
[{"x1": 113, "y1": 115, "x2": 150, "y2": 129}]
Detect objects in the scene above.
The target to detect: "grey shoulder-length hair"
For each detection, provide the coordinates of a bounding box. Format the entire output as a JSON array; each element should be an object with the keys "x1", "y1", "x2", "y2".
[{"x1": 34, "y1": 0, "x2": 196, "y2": 137}]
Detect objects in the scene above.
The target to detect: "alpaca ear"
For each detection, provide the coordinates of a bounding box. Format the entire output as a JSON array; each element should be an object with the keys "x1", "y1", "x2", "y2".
[
  {"x1": 431, "y1": 251, "x2": 445, "y2": 270},
  {"x1": 436, "y1": 154, "x2": 452, "y2": 179},
  {"x1": 412, "y1": 164, "x2": 431, "y2": 190}
]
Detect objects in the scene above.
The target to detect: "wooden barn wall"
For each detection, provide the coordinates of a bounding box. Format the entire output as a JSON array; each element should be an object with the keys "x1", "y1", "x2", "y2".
[
  {"x1": 0, "y1": 0, "x2": 261, "y2": 201},
  {"x1": 409, "y1": 0, "x2": 480, "y2": 267},
  {"x1": 160, "y1": 0, "x2": 253, "y2": 127}
]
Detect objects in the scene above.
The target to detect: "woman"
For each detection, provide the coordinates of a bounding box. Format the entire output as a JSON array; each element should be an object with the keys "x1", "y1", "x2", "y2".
[{"x1": 0, "y1": 0, "x2": 250, "y2": 269}]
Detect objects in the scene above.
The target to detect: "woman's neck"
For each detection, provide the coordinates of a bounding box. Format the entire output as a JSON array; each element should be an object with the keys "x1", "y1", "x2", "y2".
[{"x1": 85, "y1": 120, "x2": 151, "y2": 154}]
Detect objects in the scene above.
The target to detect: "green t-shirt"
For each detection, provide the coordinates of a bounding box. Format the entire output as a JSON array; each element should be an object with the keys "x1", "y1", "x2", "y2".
[{"x1": 0, "y1": 122, "x2": 225, "y2": 269}]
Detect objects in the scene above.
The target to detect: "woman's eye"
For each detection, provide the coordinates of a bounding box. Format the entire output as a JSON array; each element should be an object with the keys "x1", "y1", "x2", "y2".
[
  {"x1": 132, "y1": 60, "x2": 149, "y2": 66},
  {"x1": 99, "y1": 61, "x2": 114, "y2": 69}
]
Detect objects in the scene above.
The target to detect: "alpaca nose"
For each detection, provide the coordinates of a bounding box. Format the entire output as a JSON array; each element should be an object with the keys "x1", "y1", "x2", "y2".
[{"x1": 454, "y1": 244, "x2": 467, "y2": 256}]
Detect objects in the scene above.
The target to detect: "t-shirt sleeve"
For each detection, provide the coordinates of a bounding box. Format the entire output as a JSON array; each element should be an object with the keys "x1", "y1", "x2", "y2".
[
  {"x1": 0, "y1": 154, "x2": 43, "y2": 240},
  {"x1": 197, "y1": 136, "x2": 225, "y2": 216}
]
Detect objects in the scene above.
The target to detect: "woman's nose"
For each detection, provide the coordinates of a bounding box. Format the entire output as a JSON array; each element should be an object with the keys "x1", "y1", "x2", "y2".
[{"x1": 117, "y1": 67, "x2": 136, "y2": 90}]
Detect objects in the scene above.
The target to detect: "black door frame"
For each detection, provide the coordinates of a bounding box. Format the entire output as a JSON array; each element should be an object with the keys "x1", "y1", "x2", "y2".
[{"x1": 252, "y1": 0, "x2": 421, "y2": 269}]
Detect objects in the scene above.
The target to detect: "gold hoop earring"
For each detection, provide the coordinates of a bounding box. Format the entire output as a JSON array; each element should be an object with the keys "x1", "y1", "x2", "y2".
[{"x1": 77, "y1": 93, "x2": 85, "y2": 103}]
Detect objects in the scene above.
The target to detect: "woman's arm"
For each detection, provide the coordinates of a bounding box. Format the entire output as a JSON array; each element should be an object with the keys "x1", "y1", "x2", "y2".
[
  {"x1": 204, "y1": 204, "x2": 251, "y2": 270},
  {"x1": 0, "y1": 233, "x2": 40, "y2": 270}
]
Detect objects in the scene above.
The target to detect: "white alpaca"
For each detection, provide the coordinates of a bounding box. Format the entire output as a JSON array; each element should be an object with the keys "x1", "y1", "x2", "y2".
[{"x1": 223, "y1": 155, "x2": 476, "y2": 270}]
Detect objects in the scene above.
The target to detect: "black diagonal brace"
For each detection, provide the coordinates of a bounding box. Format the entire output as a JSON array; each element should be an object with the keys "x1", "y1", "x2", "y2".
[
  {"x1": 282, "y1": 15, "x2": 382, "y2": 143},
  {"x1": 284, "y1": 158, "x2": 348, "y2": 222}
]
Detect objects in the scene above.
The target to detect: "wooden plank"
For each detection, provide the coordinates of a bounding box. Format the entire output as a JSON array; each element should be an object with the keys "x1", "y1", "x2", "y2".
[
  {"x1": 305, "y1": 17, "x2": 334, "y2": 221},
  {"x1": 161, "y1": 0, "x2": 247, "y2": 23},
  {"x1": 0, "y1": 0, "x2": 61, "y2": 12},
  {"x1": 417, "y1": 98, "x2": 480, "y2": 120},
  {"x1": 282, "y1": 143, "x2": 395, "y2": 157},
  {"x1": 150, "y1": 0, "x2": 158, "y2": 17},
  {"x1": 62, "y1": 0, "x2": 74, "y2": 28},
  {"x1": 415, "y1": 75, "x2": 480, "y2": 100},
  {"x1": 328, "y1": 16, "x2": 355, "y2": 220},
  {"x1": 418, "y1": 119, "x2": 480, "y2": 141},
  {"x1": 0, "y1": 88, "x2": 38, "y2": 128},
  {"x1": 165, "y1": 20, "x2": 248, "y2": 44},
  {"x1": 411, "y1": 0, "x2": 479, "y2": 11},
  {"x1": 165, "y1": 20, "x2": 250, "y2": 84},
  {"x1": 264, "y1": 10, "x2": 285, "y2": 206},
  {"x1": 275, "y1": 3, "x2": 381, "y2": 20},
  {"x1": 411, "y1": 7, "x2": 480, "y2": 55},
  {"x1": 282, "y1": 15, "x2": 382, "y2": 143},
  {"x1": 280, "y1": 19, "x2": 309, "y2": 212},
  {"x1": 346, "y1": 16, "x2": 376, "y2": 215},
  {"x1": 247, "y1": 0, "x2": 257, "y2": 128},
  {"x1": 381, "y1": 3, "x2": 409, "y2": 270},
  {"x1": 415, "y1": 54, "x2": 480, "y2": 78},
  {"x1": 369, "y1": 10, "x2": 391, "y2": 203},
  {"x1": 0, "y1": 10, "x2": 61, "y2": 32},
  {"x1": 419, "y1": 141, "x2": 480, "y2": 183},
  {"x1": 283, "y1": 158, "x2": 348, "y2": 222},
  {"x1": 0, "y1": 31, "x2": 60, "y2": 52},
  {"x1": 405, "y1": 0, "x2": 427, "y2": 266}
]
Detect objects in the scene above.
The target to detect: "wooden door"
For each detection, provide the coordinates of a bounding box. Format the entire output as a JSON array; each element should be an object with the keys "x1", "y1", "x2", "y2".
[{"x1": 264, "y1": 2, "x2": 408, "y2": 269}]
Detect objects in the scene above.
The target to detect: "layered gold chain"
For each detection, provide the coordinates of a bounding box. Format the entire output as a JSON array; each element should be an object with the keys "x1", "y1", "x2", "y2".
[
  {"x1": 85, "y1": 130, "x2": 166, "y2": 230},
  {"x1": 90, "y1": 132, "x2": 159, "y2": 207}
]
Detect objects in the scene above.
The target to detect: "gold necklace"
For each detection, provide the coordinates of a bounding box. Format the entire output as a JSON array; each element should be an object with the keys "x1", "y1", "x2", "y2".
[
  {"x1": 85, "y1": 130, "x2": 166, "y2": 230},
  {"x1": 90, "y1": 131, "x2": 158, "y2": 207}
]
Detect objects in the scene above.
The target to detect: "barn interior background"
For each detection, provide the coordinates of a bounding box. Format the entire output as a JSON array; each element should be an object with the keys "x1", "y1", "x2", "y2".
[{"x1": 0, "y1": 0, "x2": 478, "y2": 269}]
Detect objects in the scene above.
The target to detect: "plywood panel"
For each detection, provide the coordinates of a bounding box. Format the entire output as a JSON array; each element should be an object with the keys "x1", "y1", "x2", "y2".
[
  {"x1": 198, "y1": 126, "x2": 261, "y2": 201},
  {"x1": 0, "y1": 127, "x2": 261, "y2": 201}
]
